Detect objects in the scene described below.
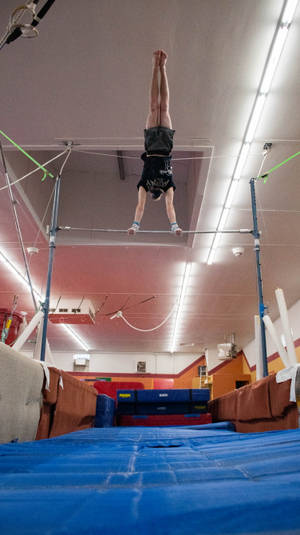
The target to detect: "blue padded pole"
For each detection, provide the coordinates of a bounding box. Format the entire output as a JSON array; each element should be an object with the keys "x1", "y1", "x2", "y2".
[
  {"x1": 40, "y1": 173, "x2": 62, "y2": 362},
  {"x1": 250, "y1": 177, "x2": 268, "y2": 377}
]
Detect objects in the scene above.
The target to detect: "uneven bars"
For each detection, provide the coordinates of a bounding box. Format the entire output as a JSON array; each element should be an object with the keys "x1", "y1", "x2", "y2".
[{"x1": 58, "y1": 226, "x2": 252, "y2": 235}]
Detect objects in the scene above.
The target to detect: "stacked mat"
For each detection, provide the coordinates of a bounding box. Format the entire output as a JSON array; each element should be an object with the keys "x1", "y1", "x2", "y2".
[
  {"x1": 94, "y1": 394, "x2": 115, "y2": 427},
  {"x1": 118, "y1": 413, "x2": 212, "y2": 426},
  {"x1": 117, "y1": 388, "x2": 211, "y2": 426}
]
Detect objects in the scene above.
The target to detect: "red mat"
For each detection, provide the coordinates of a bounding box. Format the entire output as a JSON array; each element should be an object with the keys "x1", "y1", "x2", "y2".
[
  {"x1": 117, "y1": 413, "x2": 212, "y2": 427},
  {"x1": 93, "y1": 381, "x2": 144, "y2": 400}
]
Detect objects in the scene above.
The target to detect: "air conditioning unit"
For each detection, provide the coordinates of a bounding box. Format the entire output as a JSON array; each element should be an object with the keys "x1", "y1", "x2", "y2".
[
  {"x1": 73, "y1": 354, "x2": 90, "y2": 371},
  {"x1": 49, "y1": 298, "x2": 95, "y2": 325},
  {"x1": 73, "y1": 354, "x2": 90, "y2": 366},
  {"x1": 137, "y1": 361, "x2": 146, "y2": 373}
]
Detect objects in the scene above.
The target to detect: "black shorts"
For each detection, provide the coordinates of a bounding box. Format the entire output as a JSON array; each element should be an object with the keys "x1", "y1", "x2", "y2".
[
  {"x1": 144, "y1": 126, "x2": 175, "y2": 155},
  {"x1": 137, "y1": 153, "x2": 176, "y2": 192}
]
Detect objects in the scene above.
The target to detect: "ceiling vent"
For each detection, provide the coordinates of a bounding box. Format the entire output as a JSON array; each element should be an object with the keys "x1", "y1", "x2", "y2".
[{"x1": 49, "y1": 298, "x2": 95, "y2": 324}]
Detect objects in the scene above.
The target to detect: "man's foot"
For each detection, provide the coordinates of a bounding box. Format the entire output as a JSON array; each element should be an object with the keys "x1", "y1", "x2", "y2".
[
  {"x1": 170, "y1": 223, "x2": 182, "y2": 236},
  {"x1": 128, "y1": 222, "x2": 140, "y2": 235},
  {"x1": 152, "y1": 50, "x2": 161, "y2": 68},
  {"x1": 160, "y1": 50, "x2": 168, "y2": 68}
]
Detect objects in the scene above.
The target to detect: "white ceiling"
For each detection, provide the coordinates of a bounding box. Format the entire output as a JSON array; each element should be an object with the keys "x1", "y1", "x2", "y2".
[{"x1": 0, "y1": 0, "x2": 300, "y2": 355}]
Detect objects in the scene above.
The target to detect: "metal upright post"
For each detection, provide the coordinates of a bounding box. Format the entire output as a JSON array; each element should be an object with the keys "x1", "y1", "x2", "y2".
[
  {"x1": 40, "y1": 147, "x2": 71, "y2": 362},
  {"x1": 250, "y1": 177, "x2": 268, "y2": 377}
]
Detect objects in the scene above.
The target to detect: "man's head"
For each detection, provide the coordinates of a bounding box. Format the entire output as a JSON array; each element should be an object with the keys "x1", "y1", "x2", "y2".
[{"x1": 151, "y1": 188, "x2": 163, "y2": 201}]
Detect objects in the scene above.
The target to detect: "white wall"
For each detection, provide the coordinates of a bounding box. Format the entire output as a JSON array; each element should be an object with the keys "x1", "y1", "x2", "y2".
[
  {"x1": 243, "y1": 298, "x2": 300, "y2": 369},
  {"x1": 205, "y1": 348, "x2": 220, "y2": 374},
  {"x1": 22, "y1": 350, "x2": 201, "y2": 375},
  {"x1": 21, "y1": 299, "x2": 300, "y2": 374}
]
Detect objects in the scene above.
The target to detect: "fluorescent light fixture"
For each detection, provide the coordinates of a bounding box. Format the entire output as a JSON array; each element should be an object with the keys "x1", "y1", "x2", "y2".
[
  {"x1": 0, "y1": 250, "x2": 28, "y2": 287},
  {"x1": 207, "y1": 248, "x2": 217, "y2": 267},
  {"x1": 260, "y1": 27, "x2": 289, "y2": 94},
  {"x1": 244, "y1": 94, "x2": 266, "y2": 143},
  {"x1": 233, "y1": 143, "x2": 250, "y2": 180},
  {"x1": 61, "y1": 324, "x2": 91, "y2": 351},
  {"x1": 206, "y1": 1, "x2": 298, "y2": 264},
  {"x1": 207, "y1": 233, "x2": 222, "y2": 265},
  {"x1": 282, "y1": 0, "x2": 298, "y2": 23},
  {"x1": 212, "y1": 232, "x2": 222, "y2": 250},
  {"x1": 0, "y1": 248, "x2": 42, "y2": 300},
  {"x1": 218, "y1": 208, "x2": 230, "y2": 231},
  {"x1": 170, "y1": 262, "x2": 192, "y2": 353},
  {"x1": 225, "y1": 180, "x2": 239, "y2": 209},
  {"x1": 0, "y1": 248, "x2": 91, "y2": 350}
]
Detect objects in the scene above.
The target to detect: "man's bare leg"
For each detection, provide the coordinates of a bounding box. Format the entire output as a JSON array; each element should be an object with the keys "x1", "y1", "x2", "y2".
[
  {"x1": 129, "y1": 51, "x2": 181, "y2": 235},
  {"x1": 159, "y1": 50, "x2": 172, "y2": 129},
  {"x1": 129, "y1": 52, "x2": 160, "y2": 235},
  {"x1": 129, "y1": 52, "x2": 160, "y2": 234},
  {"x1": 146, "y1": 50, "x2": 161, "y2": 129},
  {"x1": 165, "y1": 188, "x2": 182, "y2": 235},
  {"x1": 160, "y1": 53, "x2": 180, "y2": 233},
  {"x1": 128, "y1": 187, "x2": 147, "y2": 235}
]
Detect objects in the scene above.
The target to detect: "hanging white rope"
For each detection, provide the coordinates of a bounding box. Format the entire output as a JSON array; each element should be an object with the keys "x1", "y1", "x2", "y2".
[{"x1": 110, "y1": 300, "x2": 178, "y2": 332}]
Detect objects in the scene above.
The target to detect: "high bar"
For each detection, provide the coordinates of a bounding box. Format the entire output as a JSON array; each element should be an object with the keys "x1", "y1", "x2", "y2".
[{"x1": 58, "y1": 226, "x2": 252, "y2": 235}]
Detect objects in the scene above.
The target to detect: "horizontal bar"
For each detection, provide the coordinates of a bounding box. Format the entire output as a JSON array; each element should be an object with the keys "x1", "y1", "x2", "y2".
[{"x1": 58, "y1": 226, "x2": 252, "y2": 235}]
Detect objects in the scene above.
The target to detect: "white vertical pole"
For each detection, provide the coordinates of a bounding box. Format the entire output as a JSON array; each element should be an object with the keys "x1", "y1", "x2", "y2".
[
  {"x1": 254, "y1": 315, "x2": 263, "y2": 380},
  {"x1": 263, "y1": 314, "x2": 289, "y2": 368},
  {"x1": 275, "y1": 288, "x2": 298, "y2": 365},
  {"x1": 12, "y1": 310, "x2": 44, "y2": 352}
]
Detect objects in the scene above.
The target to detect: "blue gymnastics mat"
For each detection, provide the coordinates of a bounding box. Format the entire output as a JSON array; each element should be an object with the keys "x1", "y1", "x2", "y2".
[
  {"x1": 136, "y1": 388, "x2": 191, "y2": 402},
  {"x1": 1, "y1": 422, "x2": 300, "y2": 534}
]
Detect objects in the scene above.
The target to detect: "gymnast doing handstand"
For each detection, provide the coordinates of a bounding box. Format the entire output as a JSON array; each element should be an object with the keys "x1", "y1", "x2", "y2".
[{"x1": 128, "y1": 50, "x2": 182, "y2": 235}]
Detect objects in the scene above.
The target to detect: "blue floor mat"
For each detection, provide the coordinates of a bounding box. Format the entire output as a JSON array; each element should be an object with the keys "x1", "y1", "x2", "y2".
[{"x1": 0, "y1": 422, "x2": 300, "y2": 534}]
